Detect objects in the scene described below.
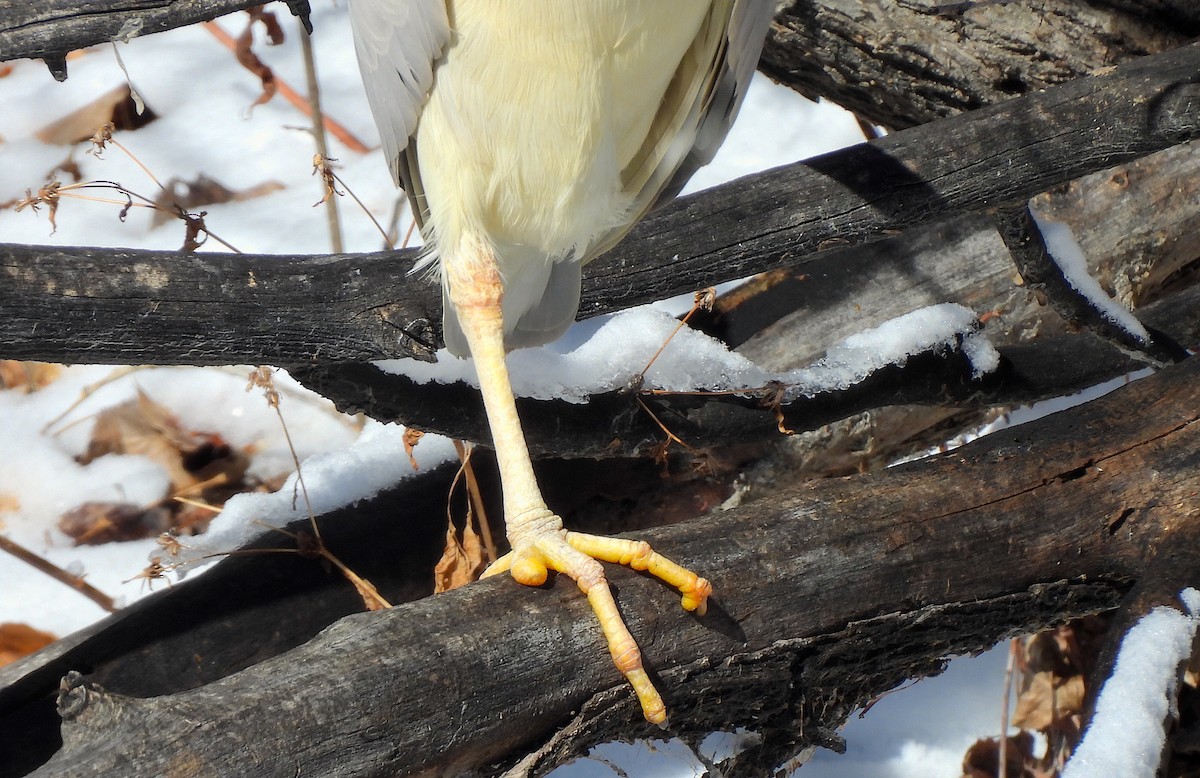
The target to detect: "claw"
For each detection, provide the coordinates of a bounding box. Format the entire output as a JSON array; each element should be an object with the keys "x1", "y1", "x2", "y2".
[{"x1": 492, "y1": 529, "x2": 708, "y2": 724}]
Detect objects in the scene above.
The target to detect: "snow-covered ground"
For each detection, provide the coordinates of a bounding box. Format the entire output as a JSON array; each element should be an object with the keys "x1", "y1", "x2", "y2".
[{"x1": 0, "y1": 4, "x2": 1160, "y2": 775}]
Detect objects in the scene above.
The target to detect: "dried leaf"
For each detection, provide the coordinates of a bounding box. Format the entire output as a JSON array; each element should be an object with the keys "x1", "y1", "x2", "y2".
[
  {"x1": 0, "y1": 623, "x2": 57, "y2": 666},
  {"x1": 961, "y1": 732, "x2": 1036, "y2": 778},
  {"x1": 0, "y1": 361, "x2": 61, "y2": 392},
  {"x1": 1012, "y1": 671, "x2": 1086, "y2": 731},
  {"x1": 180, "y1": 211, "x2": 209, "y2": 253},
  {"x1": 403, "y1": 428, "x2": 424, "y2": 471},
  {"x1": 69, "y1": 390, "x2": 252, "y2": 542},
  {"x1": 344, "y1": 570, "x2": 391, "y2": 612},
  {"x1": 58, "y1": 501, "x2": 174, "y2": 545},
  {"x1": 151, "y1": 173, "x2": 284, "y2": 227},
  {"x1": 433, "y1": 519, "x2": 485, "y2": 594},
  {"x1": 82, "y1": 389, "x2": 249, "y2": 495},
  {"x1": 35, "y1": 83, "x2": 155, "y2": 146},
  {"x1": 232, "y1": 9, "x2": 282, "y2": 110}
]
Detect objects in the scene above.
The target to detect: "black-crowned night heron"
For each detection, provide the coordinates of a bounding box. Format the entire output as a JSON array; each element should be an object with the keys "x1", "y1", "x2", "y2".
[{"x1": 350, "y1": 0, "x2": 773, "y2": 724}]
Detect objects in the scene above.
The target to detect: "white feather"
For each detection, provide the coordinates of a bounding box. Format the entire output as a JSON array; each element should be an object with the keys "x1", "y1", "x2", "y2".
[{"x1": 350, "y1": 0, "x2": 775, "y2": 355}]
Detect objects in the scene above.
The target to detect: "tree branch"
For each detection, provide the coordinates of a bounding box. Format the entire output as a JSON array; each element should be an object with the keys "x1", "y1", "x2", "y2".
[
  {"x1": 7, "y1": 352, "x2": 1198, "y2": 776},
  {"x1": 2, "y1": 41, "x2": 1199, "y2": 367},
  {"x1": 0, "y1": 1, "x2": 310, "y2": 78},
  {"x1": 761, "y1": 0, "x2": 1198, "y2": 130}
]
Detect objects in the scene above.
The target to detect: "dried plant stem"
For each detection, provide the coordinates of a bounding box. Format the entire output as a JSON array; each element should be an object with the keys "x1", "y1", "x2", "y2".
[
  {"x1": 272, "y1": 401, "x2": 320, "y2": 546},
  {"x1": 636, "y1": 395, "x2": 700, "y2": 456},
  {"x1": 248, "y1": 367, "x2": 390, "y2": 611},
  {"x1": 106, "y1": 136, "x2": 167, "y2": 194},
  {"x1": 330, "y1": 169, "x2": 391, "y2": 245},
  {"x1": 452, "y1": 440, "x2": 497, "y2": 563},
  {"x1": 638, "y1": 288, "x2": 715, "y2": 377},
  {"x1": 41, "y1": 365, "x2": 149, "y2": 433},
  {"x1": 999, "y1": 637, "x2": 1019, "y2": 778},
  {"x1": 0, "y1": 534, "x2": 117, "y2": 613},
  {"x1": 298, "y1": 21, "x2": 343, "y2": 254}
]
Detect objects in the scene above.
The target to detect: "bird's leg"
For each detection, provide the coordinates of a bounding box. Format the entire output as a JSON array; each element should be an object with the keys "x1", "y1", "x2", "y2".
[{"x1": 445, "y1": 243, "x2": 711, "y2": 725}]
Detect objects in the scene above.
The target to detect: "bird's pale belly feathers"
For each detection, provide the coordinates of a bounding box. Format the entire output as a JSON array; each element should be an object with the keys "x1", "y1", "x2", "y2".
[{"x1": 417, "y1": 0, "x2": 710, "y2": 264}]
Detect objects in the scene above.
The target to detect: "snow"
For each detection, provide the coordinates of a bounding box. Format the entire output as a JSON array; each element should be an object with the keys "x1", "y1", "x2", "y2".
[
  {"x1": 1031, "y1": 210, "x2": 1152, "y2": 345},
  {"x1": 1062, "y1": 588, "x2": 1200, "y2": 778},
  {"x1": 383, "y1": 303, "x2": 998, "y2": 404}
]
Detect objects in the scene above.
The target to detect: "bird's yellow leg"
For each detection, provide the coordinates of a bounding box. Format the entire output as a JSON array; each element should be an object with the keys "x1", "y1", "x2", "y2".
[{"x1": 445, "y1": 242, "x2": 710, "y2": 725}]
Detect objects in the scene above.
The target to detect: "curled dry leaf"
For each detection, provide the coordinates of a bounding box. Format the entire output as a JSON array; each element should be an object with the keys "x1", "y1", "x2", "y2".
[
  {"x1": 62, "y1": 389, "x2": 256, "y2": 544},
  {"x1": 202, "y1": 6, "x2": 286, "y2": 112},
  {"x1": 433, "y1": 519, "x2": 485, "y2": 594},
  {"x1": 962, "y1": 732, "x2": 1039, "y2": 778},
  {"x1": 403, "y1": 428, "x2": 424, "y2": 471},
  {"x1": 81, "y1": 389, "x2": 250, "y2": 494},
  {"x1": 0, "y1": 623, "x2": 57, "y2": 667}
]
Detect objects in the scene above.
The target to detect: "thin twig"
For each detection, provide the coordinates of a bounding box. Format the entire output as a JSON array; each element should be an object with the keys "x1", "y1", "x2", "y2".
[
  {"x1": 246, "y1": 367, "x2": 391, "y2": 611},
  {"x1": 201, "y1": 20, "x2": 371, "y2": 153},
  {"x1": 330, "y1": 170, "x2": 391, "y2": 245},
  {"x1": 636, "y1": 395, "x2": 701, "y2": 455},
  {"x1": 637, "y1": 289, "x2": 715, "y2": 378},
  {"x1": 999, "y1": 637, "x2": 1019, "y2": 778},
  {"x1": 0, "y1": 534, "x2": 118, "y2": 613}
]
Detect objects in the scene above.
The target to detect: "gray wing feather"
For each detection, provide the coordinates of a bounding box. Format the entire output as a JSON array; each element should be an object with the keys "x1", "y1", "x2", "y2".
[
  {"x1": 584, "y1": 0, "x2": 775, "y2": 261},
  {"x1": 660, "y1": 0, "x2": 776, "y2": 199},
  {"x1": 348, "y1": 0, "x2": 450, "y2": 186}
]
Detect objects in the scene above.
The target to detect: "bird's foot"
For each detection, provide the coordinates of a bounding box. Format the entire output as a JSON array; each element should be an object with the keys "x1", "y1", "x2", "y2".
[{"x1": 483, "y1": 516, "x2": 711, "y2": 726}]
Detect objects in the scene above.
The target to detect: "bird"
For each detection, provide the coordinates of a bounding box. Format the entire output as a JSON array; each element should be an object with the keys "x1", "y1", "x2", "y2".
[{"x1": 349, "y1": 0, "x2": 774, "y2": 724}]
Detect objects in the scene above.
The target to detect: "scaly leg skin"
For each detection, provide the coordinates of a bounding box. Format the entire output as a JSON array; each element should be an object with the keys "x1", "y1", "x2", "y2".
[{"x1": 447, "y1": 241, "x2": 711, "y2": 726}]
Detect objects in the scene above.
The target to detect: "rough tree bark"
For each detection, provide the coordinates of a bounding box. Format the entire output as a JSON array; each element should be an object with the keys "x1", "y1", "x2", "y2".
[
  {"x1": 1, "y1": 1, "x2": 1199, "y2": 776},
  {"x1": 761, "y1": 0, "x2": 1199, "y2": 130},
  {"x1": 0, "y1": 0, "x2": 312, "y2": 77}
]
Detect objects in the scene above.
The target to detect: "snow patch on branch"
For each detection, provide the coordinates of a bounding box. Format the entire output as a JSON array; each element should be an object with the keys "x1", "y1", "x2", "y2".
[
  {"x1": 1031, "y1": 211, "x2": 1151, "y2": 345},
  {"x1": 382, "y1": 303, "x2": 999, "y2": 403},
  {"x1": 1062, "y1": 587, "x2": 1200, "y2": 778},
  {"x1": 784, "y1": 303, "x2": 999, "y2": 399}
]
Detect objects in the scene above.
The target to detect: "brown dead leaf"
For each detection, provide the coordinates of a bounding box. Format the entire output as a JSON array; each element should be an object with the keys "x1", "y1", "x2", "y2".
[
  {"x1": 151, "y1": 174, "x2": 285, "y2": 227},
  {"x1": 433, "y1": 518, "x2": 485, "y2": 594},
  {"x1": 0, "y1": 623, "x2": 57, "y2": 666},
  {"x1": 58, "y1": 501, "x2": 174, "y2": 545},
  {"x1": 81, "y1": 389, "x2": 249, "y2": 494},
  {"x1": 0, "y1": 360, "x2": 62, "y2": 392},
  {"x1": 1013, "y1": 671, "x2": 1086, "y2": 731},
  {"x1": 35, "y1": 83, "x2": 156, "y2": 146},
  {"x1": 962, "y1": 732, "x2": 1037, "y2": 778},
  {"x1": 65, "y1": 390, "x2": 253, "y2": 543},
  {"x1": 403, "y1": 428, "x2": 424, "y2": 471}
]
